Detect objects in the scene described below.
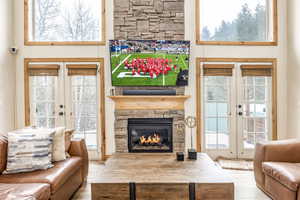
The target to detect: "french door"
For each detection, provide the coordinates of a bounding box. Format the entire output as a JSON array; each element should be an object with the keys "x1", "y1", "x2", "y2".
[
  {"x1": 28, "y1": 62, "x2": 100, "y2": 155},
  {"x1": 202, "y1": 62, "x2": 274, "y2": 159}
]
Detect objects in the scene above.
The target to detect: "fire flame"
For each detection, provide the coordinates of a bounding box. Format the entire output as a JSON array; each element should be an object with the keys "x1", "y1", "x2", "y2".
[{"x1": 140, "y1": 133, "x2": 161, "y2": 145}]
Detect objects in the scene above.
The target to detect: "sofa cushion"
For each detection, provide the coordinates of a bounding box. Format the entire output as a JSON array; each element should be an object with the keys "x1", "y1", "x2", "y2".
[
  {"x1": 0, "y1": 157, "x2": 82, "y2": 194},
  {"x1": 262, "y1": 162, "x2": 300, "y2": 191},
  {"x1": 0, "y1": 183, "x2": 50, "y2": 200}
]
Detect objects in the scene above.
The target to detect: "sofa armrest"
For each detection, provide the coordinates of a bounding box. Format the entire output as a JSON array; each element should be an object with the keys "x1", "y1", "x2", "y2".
[
  {"x1": 68, "y1": 139, "x2": 89, "y2": 182},
  {"x1": 254, "y1": 139, "x2": 300, "y2": 188}
]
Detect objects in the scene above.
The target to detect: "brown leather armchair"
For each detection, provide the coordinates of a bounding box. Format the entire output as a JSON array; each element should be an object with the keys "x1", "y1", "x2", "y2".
[
  {"x1": 0, "y1": 138, "x2": 89, "y2": 200},
  {"x1": 254, "y1": 139, "x2": 300, "y2": 200}
]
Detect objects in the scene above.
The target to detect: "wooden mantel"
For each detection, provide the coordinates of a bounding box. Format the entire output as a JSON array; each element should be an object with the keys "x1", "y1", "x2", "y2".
[{"x1": 108, "y1": 95, "x2": 190, "y2": 110}]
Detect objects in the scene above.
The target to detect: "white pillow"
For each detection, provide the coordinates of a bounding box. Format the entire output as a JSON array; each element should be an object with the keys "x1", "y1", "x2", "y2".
[
  {"x1": 4, "y1": 128, "x2": 55, "y2": 174},
  {"x1": 52, "y1": 127, "x2": 66, "y2": 162}
]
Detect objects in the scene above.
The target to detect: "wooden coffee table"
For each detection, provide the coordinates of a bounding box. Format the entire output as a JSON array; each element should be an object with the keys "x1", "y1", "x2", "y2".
[{"x1": 91, "y1": 153, "x2": 234, "y2": 200}]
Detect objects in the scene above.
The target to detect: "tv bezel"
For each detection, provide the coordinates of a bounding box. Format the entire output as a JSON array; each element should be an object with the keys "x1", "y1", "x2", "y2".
[{"x1": 109, "y1": 39, "x2": 191, "y2": 87}]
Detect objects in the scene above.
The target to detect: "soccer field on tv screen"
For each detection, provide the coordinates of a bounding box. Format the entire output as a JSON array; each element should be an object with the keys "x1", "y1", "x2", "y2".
[{"x1": 110, "y1": 53, "x2": 189, "y2": 86}]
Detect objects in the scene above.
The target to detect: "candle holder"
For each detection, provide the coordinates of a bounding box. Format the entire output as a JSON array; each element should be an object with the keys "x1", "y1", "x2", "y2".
[
  {"x1": 176, "y1": 152, "x2": 184, "y2": 161},
  {"x1": 184, "y1": 116, "x2": 197, "y2": 160}
]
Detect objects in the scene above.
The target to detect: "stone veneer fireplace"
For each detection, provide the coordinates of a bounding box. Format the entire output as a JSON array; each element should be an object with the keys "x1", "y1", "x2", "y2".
[{"x1": 114, "y1": 110, "x2": 185, "y2": 153}]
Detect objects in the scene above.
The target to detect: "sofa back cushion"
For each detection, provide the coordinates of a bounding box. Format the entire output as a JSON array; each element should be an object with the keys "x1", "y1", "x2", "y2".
[
  {"x1": 0, "y1": 137, "x2": 8, "y2": 173},
  {"x1": 264, "y1": 140, "x2": 300, "y2": 163},
  {"x1": 64, "y1": 129, "x2": 74, "y2": 153}
]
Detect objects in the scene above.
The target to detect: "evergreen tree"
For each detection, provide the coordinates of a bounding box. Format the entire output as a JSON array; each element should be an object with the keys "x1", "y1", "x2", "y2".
[
  {"x1": 201, "y1": 26, "x2": 211, "y2": 41},
  {"x1": 235, "y1": 3, "x2": 257, "y2": 41},
  {"x1": 209, "y1": 3, "x2": 267, "y2": 42},
  {"x1": 213, "y1": 20, "x2": 236, "y2": 41},
  {"x1": 255, "y1": 4, "x2": 267, "y2": 41}
]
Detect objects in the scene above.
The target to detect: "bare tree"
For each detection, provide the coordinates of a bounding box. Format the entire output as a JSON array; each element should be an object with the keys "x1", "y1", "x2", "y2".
[
  {"x1": 60, "y1": 0, "x2": 99, "y2": 41},
  {"x1": 34, "y1": 0, "x2": 60, "y2": 40}
]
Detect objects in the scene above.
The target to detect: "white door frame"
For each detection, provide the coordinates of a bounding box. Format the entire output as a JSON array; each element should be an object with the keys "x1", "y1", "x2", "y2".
[
  {"x1": 201, "y1": 62, "x2": 237, "y2": 159},
  {"x1": 236, "y1": 63, "x2": 273, "y2": 159},
  {"x1": 28, "y1": 61, "x2": 101, "y2": 160},
  {"x1": 64, "y1": 62, "x2": 100, "y2": 160},
  {"x1": 29, "y1": 62, "x2": 62, "y2": 128},
  {"x1": 201, "y1": 62, "x2": 273, "y2": 159}
]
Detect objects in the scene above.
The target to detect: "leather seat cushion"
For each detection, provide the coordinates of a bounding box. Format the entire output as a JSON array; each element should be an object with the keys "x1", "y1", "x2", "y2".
[
  {"x1": 0, "y1": 157, "x2": 82, "y2": 194},
  {"x1": 262, "y1": 162, "x2": 300, "y2": 191},
  {"x1": 0, "y1": 183, "x2": 50, "y2": 200}
]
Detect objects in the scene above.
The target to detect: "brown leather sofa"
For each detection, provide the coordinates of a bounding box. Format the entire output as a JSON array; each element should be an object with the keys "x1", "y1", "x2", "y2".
[
  {"x1": 0, "y1": 137, "x2": 89, "y2": 200},
  {"x1": 254, "y1": 139, "x2": 300, "y2": 200}
]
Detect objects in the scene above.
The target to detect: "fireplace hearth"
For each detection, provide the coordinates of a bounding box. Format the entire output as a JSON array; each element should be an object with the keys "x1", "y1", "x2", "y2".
[{"x1": 128, "y1": 118, "x2": 173, "y2": 153}]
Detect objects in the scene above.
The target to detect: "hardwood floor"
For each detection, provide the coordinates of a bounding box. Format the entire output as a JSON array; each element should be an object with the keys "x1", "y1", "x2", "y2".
[{"x1": 72, "y1": 161, "x2": 271, "y2": 200}]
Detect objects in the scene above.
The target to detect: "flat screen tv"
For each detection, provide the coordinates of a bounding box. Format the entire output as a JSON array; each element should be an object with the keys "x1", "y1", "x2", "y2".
[{"x1": 109, "y1": 40, "x2": 190, "y2": 87}]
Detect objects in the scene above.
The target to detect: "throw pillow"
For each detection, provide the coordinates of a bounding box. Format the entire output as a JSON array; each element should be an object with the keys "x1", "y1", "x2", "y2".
[
  {"x1": 64, "y1": 129, "x2": 75, "y2": 153},
  {"x1": 4, "y1": 128, "x2": 55, "y2": 174},
  {"x1": 52, "y1": 127, "x2": 66, "y2": 162}
]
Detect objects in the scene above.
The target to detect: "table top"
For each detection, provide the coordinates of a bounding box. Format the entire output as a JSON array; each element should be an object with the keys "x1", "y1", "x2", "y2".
[{"x1": 91, "y1": 153, "x2": 233, "y2": 184}]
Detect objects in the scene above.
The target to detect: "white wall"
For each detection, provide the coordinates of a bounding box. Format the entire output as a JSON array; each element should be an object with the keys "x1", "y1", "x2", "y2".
[
  {"x1": 0, "y1": 0, "x2": 16, "y2": 135},
  {"x1": 287, "y1": 0, "x2": 300, "y2": 138},
  {"x1": 14, "y1": 0, "x2": 288, "y2": 156}
]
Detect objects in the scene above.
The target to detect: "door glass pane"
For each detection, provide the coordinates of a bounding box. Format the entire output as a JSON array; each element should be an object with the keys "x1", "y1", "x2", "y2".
[
  {"x1": 217, "y1": 103, "x2": 228, "y2": 117},
  {"x1": 244, "y1": 86, "x2": 254, "y2": 101},
  {"x1": 206, "y1": 86, "x2": 229, "y2": 101},
  {"x1": 218, "y1": 132, "x2": 229, "y2": 149},
  {"x1": 242, "y1": 76, "x2": 271, "y2": 149},
  {"x1": 206, "y1": 133, "x2": 217, "y2": 149},
  {"x1": 70, "y1": 76, "x2": 98, "y2": 149},
  {"x1": 206, "y1": 103, "x2": 217, "y2": 117},
  {"x1": 205, "y1": 118, "x2": 217, "y2": 132},
  {"x1": 204, "y1": 76, "x2": 231, "y2": 150},
  {"x1": 255, "y1": 86, "x2": 266, "y2": 101},
  {"x1": 30, "y1": 76, "x2": 57, "y2": 128},
  {"x1": 218, "y1": 118, "x2": 228, "y2": 132}
]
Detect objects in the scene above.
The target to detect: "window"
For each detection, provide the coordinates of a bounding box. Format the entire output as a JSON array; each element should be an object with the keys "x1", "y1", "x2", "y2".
[
  {"x1": 25, "y1": 0, "x2": 105, "y2": 45},
  {"x1": 196, "y1": 0, "x2": 277, "y2": 45}
]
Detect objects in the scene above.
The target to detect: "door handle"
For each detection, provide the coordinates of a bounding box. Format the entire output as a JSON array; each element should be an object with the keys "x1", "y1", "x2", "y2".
[
  {"x1": 238, "y1": 112, "x2": 243, "y2": 116},
  {"x1": 59, "y1": 112, "x2": 64, "y2": 116}
]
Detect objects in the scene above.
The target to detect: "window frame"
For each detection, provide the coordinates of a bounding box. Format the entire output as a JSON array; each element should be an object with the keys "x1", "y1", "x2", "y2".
[
  {"x1": 196, "y1": 58, "x2": 277, "y2": 152},
  {"x1": 24, "y1": 0, "x2": 106, "y2": 46},
  {"x1": 24, "y1": 58, "x2": 107, "y2": 160},
  {"x1": 195, "y1": 0, "x2": 278, "y2": 46}
]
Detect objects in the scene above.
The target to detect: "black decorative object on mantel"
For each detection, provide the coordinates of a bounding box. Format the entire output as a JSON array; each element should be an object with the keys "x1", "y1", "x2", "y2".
[
  {"x1": 188, "y1": 149, "x2": 197, "y2": 160},
  {"x1": 176, "y1": 152, "x2": 184, "y2": 161},
  {"x1": 185, "y1": 116, "x2": 197, "y2": 160}
]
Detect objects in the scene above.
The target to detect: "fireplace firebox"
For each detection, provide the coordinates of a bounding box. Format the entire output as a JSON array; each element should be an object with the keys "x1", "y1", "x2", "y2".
[{"x1": 128, "y1": 118, "x2": 173, "y2": 153}]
